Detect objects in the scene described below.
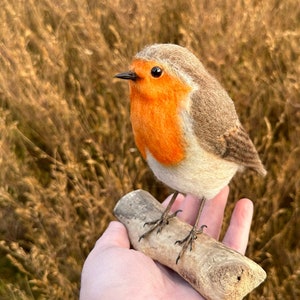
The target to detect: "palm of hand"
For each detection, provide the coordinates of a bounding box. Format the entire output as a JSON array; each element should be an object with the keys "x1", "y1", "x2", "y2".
[{"x1": 96, "y1": 243, "x2": 202, "y2": 299}]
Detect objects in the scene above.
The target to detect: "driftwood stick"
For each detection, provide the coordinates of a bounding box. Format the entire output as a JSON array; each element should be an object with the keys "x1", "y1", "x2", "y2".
[{"x1": 114, "y1": 189, "x2": 266, "y2": 300}]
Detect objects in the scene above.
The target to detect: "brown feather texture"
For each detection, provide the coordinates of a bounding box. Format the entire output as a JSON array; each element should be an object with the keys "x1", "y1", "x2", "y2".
[{"x1": 222, "y1": 125, "x2": 267, "y2": 176}]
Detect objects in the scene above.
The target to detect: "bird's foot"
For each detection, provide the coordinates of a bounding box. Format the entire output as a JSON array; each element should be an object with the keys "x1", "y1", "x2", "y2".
[
  {"x1": 138, "y1": 209, "x2": 182, "y2": 241},
  {"x1": 175, "y1": 224, "x2": 207, "y2": 264}
]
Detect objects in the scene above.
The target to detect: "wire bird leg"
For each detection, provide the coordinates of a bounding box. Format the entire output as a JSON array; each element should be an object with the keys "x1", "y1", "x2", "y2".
[
  {"x1": 175, "y1": 197, "x2": 207, "y2": 264},
  {"x1": 139, "y1": 191, "x2": 181, "y2": 241}
]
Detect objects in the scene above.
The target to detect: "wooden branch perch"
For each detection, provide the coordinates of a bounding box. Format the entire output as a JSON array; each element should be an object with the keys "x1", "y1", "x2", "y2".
[{"x1": 114, "y1": 189, "x2": 266, "y2": 300}]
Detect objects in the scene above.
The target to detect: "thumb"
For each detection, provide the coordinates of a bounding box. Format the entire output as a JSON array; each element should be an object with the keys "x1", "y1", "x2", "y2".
[{"x1": 95, "y1": 221, "x2": 130, "y2": 250}]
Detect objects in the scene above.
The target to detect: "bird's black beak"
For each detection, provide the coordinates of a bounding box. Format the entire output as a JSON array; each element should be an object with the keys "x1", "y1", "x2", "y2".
[{"x1": 114, "y1": 71, "x2": 138, "y2": 81}]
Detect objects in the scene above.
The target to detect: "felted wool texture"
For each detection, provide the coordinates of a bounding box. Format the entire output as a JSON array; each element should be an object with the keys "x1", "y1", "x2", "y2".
[
  {"x1": 146, "y1": 110, "x2": 240, "y2": 200},
  {"x1": 129, "y1": 59, "x2": 191, "y2": 165}
]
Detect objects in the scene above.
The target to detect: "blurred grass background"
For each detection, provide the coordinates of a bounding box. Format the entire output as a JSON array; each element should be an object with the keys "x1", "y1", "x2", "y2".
[{"x1": 0, "y1": 0, "x2": 299, "y2": 299}]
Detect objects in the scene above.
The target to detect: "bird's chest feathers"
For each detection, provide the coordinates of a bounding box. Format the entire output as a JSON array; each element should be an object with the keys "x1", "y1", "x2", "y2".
[{"x1": 129, "y1": 75, "x2": 191, "y2": 165}]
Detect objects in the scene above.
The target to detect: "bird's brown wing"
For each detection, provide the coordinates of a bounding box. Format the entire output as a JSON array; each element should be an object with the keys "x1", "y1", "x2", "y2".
[
  {"x1": 219, "y1": 125, "x2": 267, "y2": 176},
  {"x1": 188, "y1": 75, "x2": 266, "y2": 176}
]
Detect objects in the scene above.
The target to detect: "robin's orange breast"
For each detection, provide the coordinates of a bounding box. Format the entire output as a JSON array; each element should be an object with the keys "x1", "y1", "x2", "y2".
[{"x1": 129, "y1": 60, "x2": 192, "y2": 165}]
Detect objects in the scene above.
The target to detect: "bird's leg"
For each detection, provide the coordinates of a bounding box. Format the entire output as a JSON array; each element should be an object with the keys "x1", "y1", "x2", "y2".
[
  {"x1": 139, "y1": 191, "x2": 181, "y2": 241},
  {"x1": 175, "y1": 197, "x2": 207, "y2": 264}
]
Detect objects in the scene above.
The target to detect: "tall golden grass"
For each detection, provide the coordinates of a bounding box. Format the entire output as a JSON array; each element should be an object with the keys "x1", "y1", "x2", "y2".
[{"x1": 0, "y1": 0, "x2": 299, "y2": 298}]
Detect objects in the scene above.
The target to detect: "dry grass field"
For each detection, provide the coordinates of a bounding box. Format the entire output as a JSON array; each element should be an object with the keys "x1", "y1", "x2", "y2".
[{"x1": 0, "y1": 0, "x2": 299, "y2": 299}]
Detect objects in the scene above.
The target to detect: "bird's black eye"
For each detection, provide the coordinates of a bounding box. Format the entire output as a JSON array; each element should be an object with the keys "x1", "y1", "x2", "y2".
[{"x1": 151, "y1": 66, "x2": 163, "y2": 78}]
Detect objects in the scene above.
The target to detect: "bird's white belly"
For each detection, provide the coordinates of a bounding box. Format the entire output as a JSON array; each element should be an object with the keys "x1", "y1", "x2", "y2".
[{"x1": 147, "y1": 144, "x2": 238, "y2": 200}]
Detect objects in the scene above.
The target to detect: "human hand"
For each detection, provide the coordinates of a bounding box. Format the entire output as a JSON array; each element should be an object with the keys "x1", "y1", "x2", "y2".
[{"x1": 80, "y1": 186, "x2": 253, "y2": 299}]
